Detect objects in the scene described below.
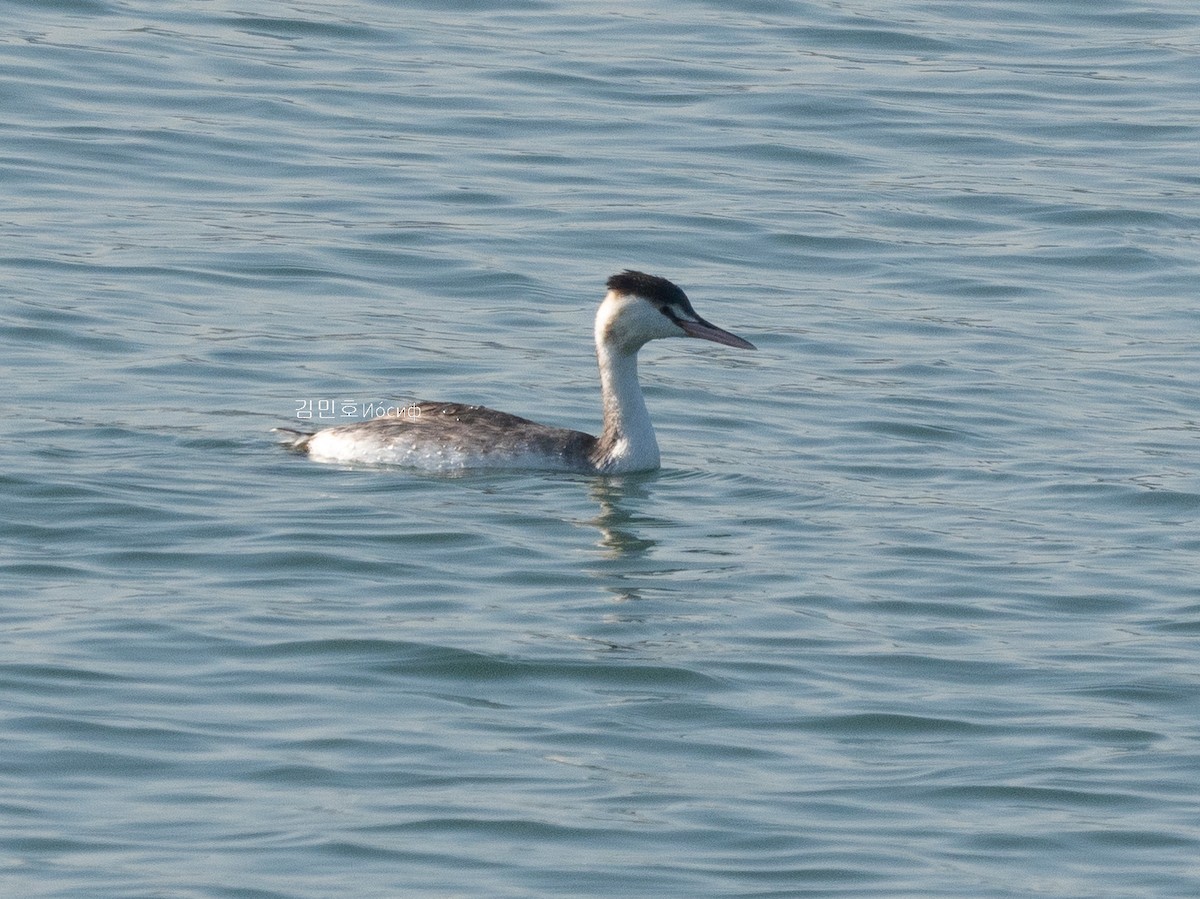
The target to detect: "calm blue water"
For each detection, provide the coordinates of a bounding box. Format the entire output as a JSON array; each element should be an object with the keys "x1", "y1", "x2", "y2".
[{"x1": 4, "y1": 1, "x2": 1200, "y2": 895}]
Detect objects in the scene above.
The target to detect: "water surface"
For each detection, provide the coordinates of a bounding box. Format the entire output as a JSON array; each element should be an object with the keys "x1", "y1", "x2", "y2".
[{"x1": 3, "y1": 1, "x2": 1200, "y2": 896}]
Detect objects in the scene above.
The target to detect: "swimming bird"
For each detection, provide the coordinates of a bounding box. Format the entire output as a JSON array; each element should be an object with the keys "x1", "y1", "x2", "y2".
[{"x1": 277, "y1": 270, "x2": 755, "y2": 472}]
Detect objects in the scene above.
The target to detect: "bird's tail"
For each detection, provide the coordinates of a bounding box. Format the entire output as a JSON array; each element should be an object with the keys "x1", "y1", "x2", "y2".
[{"x1": 272, "y1": 427, "x2": 314, "y2": 452}]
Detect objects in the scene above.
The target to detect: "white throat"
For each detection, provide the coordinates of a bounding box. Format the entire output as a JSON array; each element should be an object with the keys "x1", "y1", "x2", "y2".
[{"x1": 594, "y1": 341, "x2": 660, "y2": 473}]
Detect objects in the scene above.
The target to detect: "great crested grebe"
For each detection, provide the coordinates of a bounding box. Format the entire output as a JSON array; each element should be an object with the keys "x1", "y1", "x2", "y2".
[{"x1": 277, "y1": 270, "x2": 755, "y2": 473}]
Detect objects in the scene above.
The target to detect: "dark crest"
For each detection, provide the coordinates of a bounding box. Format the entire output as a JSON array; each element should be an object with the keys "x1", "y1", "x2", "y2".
[{"x1": 606, "y1": 270, "x2": 694, "y2": 313}]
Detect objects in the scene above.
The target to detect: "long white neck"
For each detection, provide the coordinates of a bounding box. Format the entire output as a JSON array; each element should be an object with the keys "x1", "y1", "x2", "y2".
[{"x1": 593, "y1": 342, "x2": 660, "y2": 472}]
